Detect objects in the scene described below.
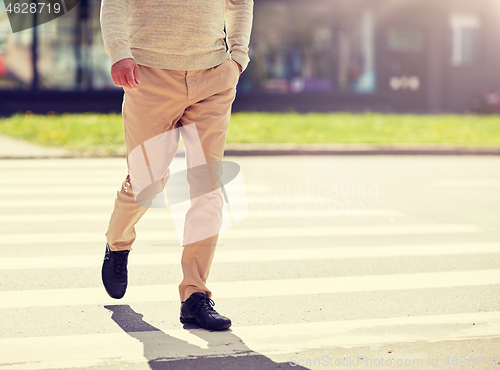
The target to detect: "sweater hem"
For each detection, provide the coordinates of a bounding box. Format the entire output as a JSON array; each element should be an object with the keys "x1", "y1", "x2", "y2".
[{"x1": 131, "y1": 49, "x2": 232, "y2": 71}]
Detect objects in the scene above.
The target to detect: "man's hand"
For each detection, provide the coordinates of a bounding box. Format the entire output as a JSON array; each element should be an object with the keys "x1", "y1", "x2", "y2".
[{"x1": 111, "y1": 58, "x2": 140, "y2": 90}]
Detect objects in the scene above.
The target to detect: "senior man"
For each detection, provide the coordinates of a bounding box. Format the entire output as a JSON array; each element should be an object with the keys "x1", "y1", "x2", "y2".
[{"x1": 99, "y1": 0, "x2": 253, "y2": 331}]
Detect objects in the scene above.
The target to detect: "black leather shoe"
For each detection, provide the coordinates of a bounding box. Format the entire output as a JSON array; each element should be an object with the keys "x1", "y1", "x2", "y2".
[
  {"x1": 180, "y1": 292, "x2": 231, "y2": 331},
  {"x1": 101, "y1": 243, "x2": 130, "y2": 299}
]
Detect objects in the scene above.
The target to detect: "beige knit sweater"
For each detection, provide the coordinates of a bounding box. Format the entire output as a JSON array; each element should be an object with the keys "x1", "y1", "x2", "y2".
[{"x1": 100, "y1": 0, "x2": 253, "y2": 72}]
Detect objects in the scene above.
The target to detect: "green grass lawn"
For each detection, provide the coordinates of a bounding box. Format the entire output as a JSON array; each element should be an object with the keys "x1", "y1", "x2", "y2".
[{"x1": 0, "y1": 112, "x2": 499, "y2": 155}]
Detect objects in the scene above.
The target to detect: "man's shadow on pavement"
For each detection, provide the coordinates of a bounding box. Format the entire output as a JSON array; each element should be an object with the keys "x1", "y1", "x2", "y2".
[{"x1": 105, "y1": 305, "x2": 310, "y2": 370}]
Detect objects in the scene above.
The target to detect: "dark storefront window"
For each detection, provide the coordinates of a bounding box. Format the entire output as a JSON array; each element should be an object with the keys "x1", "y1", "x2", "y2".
[
  {"x1": 37, "y1": 0, "x2": 114, "y2": 89},
  {"x1": 0, "y1": 0, "x2": 115, "y2": 91},
  {"x1": 387, "y1": 26, "x2": 424, "y2": 53},
  {"x1": 36, "y1": 0, "x2": 115, "y2": 89},
  {"x1": 36, "y1": 11, "x2": 78, "y2": 89},
  {"x1": 0, "y1": 1, "x2": 33, "y2": 89},
  {"x1": 241, "y1": 2, "x2": 376, "y2": 94}
]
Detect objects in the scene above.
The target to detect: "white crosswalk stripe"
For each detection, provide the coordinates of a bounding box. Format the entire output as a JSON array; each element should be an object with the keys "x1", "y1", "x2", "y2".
[
  {"x1": 0, "y1": 208, "x2": 405, "y2": 222},
  {"x1": 0, "y1": 224, "x2": 482, "y2": 245},
  {"x1": 1, "y1": 312, "x2": 499, "y2": 370},
  {"x1": 1, "y1": 270, "x2": 499, "y2": 309},
  {"x1": 0, "y1": 243, "x2": 498, "y2": 270},
  {"x1": 0, "y1": 158, "x2": 499, "y2": 369},
  {"x1": 430, "y1": 179, "x2": 500, "y2": 186}
]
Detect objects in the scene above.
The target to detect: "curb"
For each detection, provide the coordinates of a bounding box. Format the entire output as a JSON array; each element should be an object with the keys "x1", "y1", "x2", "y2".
[
  {"x1": 223, "y1": 144, "x2": 500, "y2": 156},
  {"x1": 1, "y1": 143, "x2": 500, "y2": 159}
]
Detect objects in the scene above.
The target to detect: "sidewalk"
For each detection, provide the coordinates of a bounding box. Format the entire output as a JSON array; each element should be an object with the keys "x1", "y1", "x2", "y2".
[
  {"x1": 0, "y1": 134, "x2": 72, "y2": 159},
  {"x1": 223, "y1": 143, "x2": 500, "y2": 156},
  {"x1": 1, "y1": 134, "x2": 499, "y2": 159}
]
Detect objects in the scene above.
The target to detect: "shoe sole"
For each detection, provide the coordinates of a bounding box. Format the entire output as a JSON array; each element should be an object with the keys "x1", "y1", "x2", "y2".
[
  {"x1": 104, "y1": 290, "x2": 126, "y2": 299},
  {"x1": 180, "y1": 317, "x2": 231, "y2": 331},
  {"x1": 103, "y1": 283, "x2": 127, "y2": 299}
]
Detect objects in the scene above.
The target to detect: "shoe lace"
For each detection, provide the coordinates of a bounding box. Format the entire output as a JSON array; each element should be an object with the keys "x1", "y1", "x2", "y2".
[
  {"x1": 112, "y1": 252, "x2": 128, "y2": 276},
  {"x1": 200, "y1": 296, "x2": 217, "y2": 313}
]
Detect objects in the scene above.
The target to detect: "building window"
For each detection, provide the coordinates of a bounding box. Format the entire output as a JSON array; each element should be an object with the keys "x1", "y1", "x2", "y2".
[
  {"x1": 36, "y1": 0, "x2": 114, "y2": 90},
  {"x1": 0, "y1": 0, "x2": 115, "y2": 91},
  {"x1": 449, "y1": 14, "x2": 480, "y2": 66},
  {"x1": 0, "y1": 1, "x2": 33, "y2": 89},
  {"x1": 242, "y1": 3, "x2": 376, "y2": 94},
  {"x1": 387, "y1": 26, "x2": 424, "y2": 53}
]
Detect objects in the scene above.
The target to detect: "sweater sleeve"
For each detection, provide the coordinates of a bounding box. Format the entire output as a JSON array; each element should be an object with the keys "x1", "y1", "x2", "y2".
[
  {"x1": 100, "y1": 0, "x2": 134, "y2": 66},
  {"x1": 225, "y1": 0, "x2": 253, "y2": 72}
]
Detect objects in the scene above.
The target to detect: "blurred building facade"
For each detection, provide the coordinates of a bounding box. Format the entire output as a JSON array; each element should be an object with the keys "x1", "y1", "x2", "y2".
[{"x1": 1, "y1": 0, "x2": 500, "y2": 115}]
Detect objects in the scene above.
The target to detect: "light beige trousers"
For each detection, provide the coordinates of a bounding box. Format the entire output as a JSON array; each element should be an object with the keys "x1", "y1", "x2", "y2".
[{"x1": 105, "y1": 57, "x2": 240, "y2": 302}]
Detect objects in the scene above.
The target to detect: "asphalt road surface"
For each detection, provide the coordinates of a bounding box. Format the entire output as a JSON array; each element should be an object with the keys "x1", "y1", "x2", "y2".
[{"x1": 0, "y1": 155, "x2": 499, "y2": 370}]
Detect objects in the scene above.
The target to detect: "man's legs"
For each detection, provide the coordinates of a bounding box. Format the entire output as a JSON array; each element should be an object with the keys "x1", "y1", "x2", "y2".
[
  {"x1": 103, "y1": 58, "x2": 239, "y2": 328},
  {"x1": 102, "y1": 64, "x2": 187, "y2": 299},
  {"x1": 177, "y1": 58, "x2": 239, "y2": 331},
  {"x1": 177, "y1": 58, "x2": 240, "y2": 302},
  {"x1": 105, "y1": 65, "x2": 187, "y2": 252}
]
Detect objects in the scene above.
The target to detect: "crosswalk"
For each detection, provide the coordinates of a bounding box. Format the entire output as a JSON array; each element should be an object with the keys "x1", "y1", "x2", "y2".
[
  {"x1": 2, "y1": 270, "x2": 500, "y2": 309},
  {"x1": 0, "y1": 157, "x2": 499, "y2": 370}
]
